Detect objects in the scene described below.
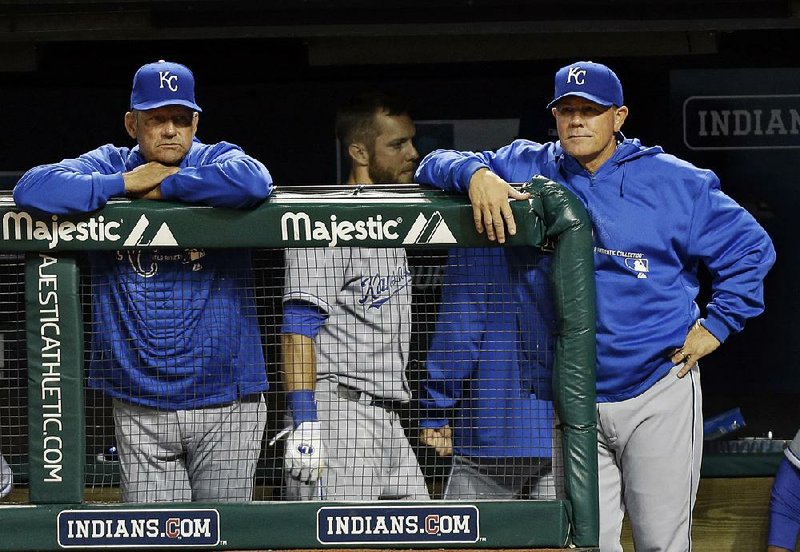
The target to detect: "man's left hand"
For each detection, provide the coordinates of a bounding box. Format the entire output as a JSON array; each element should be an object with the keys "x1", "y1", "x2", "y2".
[
  {"x1": 135, "y1": 185, "x2": 162, "y2": 200},
  {"x1": 670, "y1": 320, "x2": 721, "y2": 378},
  {"x1": 284, "y1": 421, "x2": 326, "y2": 483},
  {"x1": 467, "y1": 169, "x2": 530, "y2": 244},
  {"x1": 420, "y1": 426, "x2": 453, "y2": 456}
]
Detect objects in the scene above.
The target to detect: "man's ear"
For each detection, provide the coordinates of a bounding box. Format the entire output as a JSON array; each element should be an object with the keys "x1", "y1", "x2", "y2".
[
  {"x1": 124, "y1": 112, "x2": 137, "y2": 140},
  {"x1": 614, "y1": 106, "x2": 629, "y2": 133},
  {"x1": 348, "y1": 142, "x2": 369, "y2": 167},
  {"x1": 192, "y1": 111, "x2": 199, "y2": 136}
]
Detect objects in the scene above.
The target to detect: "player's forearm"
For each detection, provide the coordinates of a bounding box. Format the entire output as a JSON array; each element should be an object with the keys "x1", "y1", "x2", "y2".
[
  {"x1": 281, "y1": 333, "x2": 317, "y2": 391},
  {"x1": 415, "y1": 149, "x2": 490, "y2": 194},
  {"x1": 14, "y1": 165, "x2": 124, "y2": 215}
]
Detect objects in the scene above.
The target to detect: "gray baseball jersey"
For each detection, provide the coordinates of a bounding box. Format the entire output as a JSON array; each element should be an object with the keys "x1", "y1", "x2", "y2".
[
  {"x1": 0, "y1": 454, "x2": 12, "y2": 499},
  {"x1": 283, "y1": 247, "x2": 412, "y2": 401},
  {"x1": 787, "y1": 429, "x2": 800, "y2": 470}
]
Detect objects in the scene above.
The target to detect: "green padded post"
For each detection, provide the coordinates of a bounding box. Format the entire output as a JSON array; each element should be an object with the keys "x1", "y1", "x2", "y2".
[
  {"x1": 525, "y1": 177, "x2": 599, "y2": 547},
  {"x1": 26, "y1": 253, "x2": 85, "y2": 504}
]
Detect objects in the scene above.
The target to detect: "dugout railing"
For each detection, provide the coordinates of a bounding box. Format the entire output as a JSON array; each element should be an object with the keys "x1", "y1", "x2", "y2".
[{"x1": 0, "y1": 177, "x2": 598, "y2": 550}]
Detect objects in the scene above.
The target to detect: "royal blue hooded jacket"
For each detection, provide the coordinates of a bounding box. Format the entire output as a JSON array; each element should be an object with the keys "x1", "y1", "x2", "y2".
[
  {"x1": 420, "y1": 247, "x2": 554, "y2": 458},
  {"x1": 416, "y1": 137, "x2": 775, "y2": 402},
  {"x1": 14, "y1": 140, "x2": 273, "y2": 409}
]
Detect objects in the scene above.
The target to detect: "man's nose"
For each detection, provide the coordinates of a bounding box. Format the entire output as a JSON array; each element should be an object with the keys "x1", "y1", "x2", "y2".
[
  {"x1": 569, "y1": 113, "x2": 584, "y2": 126},
  {"x1": 162, "y1": 121, "x2": 177, "y2": 136},
  {"x1": 407, "y1": 144, "x2": 420, "y2": 161}
]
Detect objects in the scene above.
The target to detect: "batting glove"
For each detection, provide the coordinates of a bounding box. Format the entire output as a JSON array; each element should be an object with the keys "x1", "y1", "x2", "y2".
[{"x1": 284, "y1": 421, "x2": 326, "y2": 483}]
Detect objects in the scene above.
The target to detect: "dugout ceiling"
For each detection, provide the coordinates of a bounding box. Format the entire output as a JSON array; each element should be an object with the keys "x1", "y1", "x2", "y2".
[{"x1": 0, "y1": 0, "x2": 798, "y2": 71}]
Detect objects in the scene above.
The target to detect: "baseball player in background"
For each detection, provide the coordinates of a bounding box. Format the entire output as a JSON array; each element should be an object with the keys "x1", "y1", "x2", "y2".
[
  {"x1": 415, "y1": 61, "x2": 775, "y2": 551},
  {"x1": 14, "y1": 60, "x2": 272, "y2": 502},
  {"x1": 281, "y1": 92, "x2": 429, "y2": 501},
  {"x1": 419, "y1": 246, "x2": 556, "y2": 500},
  {"x1": 0, "y1": 454, "x2": 12, "y2": 499},
  {"x1": 768, "y1": 429, "x2": 800, "y2": 551}
]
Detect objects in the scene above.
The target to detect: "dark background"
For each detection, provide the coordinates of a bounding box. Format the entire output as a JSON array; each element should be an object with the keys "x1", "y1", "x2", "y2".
[{"x1": 0, "y1": 0, "x2": 798, "y2": 439}]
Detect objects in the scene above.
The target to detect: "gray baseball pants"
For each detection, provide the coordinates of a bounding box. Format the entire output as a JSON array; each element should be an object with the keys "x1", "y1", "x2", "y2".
[
  {"x1": 597, "y1": 364, "x2": 702, "y2": 552},
  {"x1": 113, "y1": 395, "x2": 267, "y2": 503},
  {"x1": 443, "y1": 455, "x2": 555, "y2": 500},
  {"x1": 285, "y1": 377, "x2": 430, "y2": 501}
]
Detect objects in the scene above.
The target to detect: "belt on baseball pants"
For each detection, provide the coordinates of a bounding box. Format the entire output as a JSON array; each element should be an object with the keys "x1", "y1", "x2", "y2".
[
  {"x1": 336, "y1": 383, "x2": 405, "y2": 413},
  {"x1": 113, "y1": 392, "x2": 263, "y2": 410},
  {"x1": 197, "y1": 392, "x2": 263, "y2": 409}
]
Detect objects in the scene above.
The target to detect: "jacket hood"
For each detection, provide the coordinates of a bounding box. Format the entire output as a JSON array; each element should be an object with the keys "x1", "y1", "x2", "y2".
[
  {"x1": 613, "y1": 137, "x2": 664, "y2": 163},
  {"x1": 552, "y1": 134, "x2": 665, "y2": 196}
]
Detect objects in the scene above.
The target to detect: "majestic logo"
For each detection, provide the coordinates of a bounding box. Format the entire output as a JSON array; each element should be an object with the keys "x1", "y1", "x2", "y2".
[
  {"x1": 158, "y1": 71, "x2": 179, "y2": 92},
  {"x1": 317, "y1": 505, "x2": 479, "y2": 545},
  {"x1": 123, "y1": 215, "x2": 178, "y2": 247},
  {"x1": 2, "y1": 212, "x2": 121, "y2": 250},
  {"x1": 280, "y1": 210, "x2": 457, "y2": 247},
  {"x1": 567, "y1": 66, "x2": 586, "y2": 85},
  {"x1": 402, "y1": 212, "x2": 456, "y2": 245},
  {"x1": 57, "y1": 509, "x2": 220, "y2": 548},
  {"x1": 281, "y1": 211, "x2": 400, "y2": 247}
]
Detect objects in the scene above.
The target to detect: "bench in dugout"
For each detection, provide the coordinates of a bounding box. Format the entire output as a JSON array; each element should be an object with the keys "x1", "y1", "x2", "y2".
[{"x1": 0, "y1": 179, "x2": 598, "y2": 550}]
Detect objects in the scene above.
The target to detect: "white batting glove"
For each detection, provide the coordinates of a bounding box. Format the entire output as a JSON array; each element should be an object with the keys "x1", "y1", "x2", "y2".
[{"x1": 284, "y1": 421, "x2": 326, "y2": 483}]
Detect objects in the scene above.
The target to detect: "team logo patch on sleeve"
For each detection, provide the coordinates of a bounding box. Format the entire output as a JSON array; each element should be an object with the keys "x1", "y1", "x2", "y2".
[
  {"x1": 57, "y1": 509, "x2": 220, "y2": 548},
  {"x1": 317, "y1": 505, "x2": 479, "y2": 544}
]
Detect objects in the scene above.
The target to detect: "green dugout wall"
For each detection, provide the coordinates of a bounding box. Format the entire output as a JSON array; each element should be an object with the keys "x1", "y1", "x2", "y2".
[{"x1": 0, "y1": 179, "x2": 597, "y2": 550}]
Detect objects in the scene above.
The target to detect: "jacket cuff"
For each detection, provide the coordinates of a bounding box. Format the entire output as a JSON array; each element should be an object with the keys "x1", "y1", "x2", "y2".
[
  {"x1": 699, "y1": 316, "x2": 731, "y2": 344},
  {"x1": 419, "y1": 418, "x2": 448, "y2": 429},
  {"x1": 459, "y1": 160, "x2": 490, "y2": 193},
  {"x1": 159, "y1": 173, "x2": 177, "y2": 200},
  {"x1": 94, "y1": 173, "x2": 126, "y2": 198}
]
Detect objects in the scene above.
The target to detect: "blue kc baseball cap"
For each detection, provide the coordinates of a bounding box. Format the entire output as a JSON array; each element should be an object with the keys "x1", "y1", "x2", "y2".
[
  {"x1": 130, "y1": 60, "x2": 202, "y2": 112},
  {"x1": 547, "y1": 61, "x2": 623, "y2": 109}
]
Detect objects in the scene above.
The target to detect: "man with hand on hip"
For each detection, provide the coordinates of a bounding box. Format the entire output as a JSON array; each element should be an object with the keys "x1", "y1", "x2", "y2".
[{"x1": 416, "y1": 61, "x2": 775, "y2": 551}]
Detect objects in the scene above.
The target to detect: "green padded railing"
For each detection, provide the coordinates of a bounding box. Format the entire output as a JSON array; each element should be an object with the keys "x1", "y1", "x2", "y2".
[{"x1": 1, "y1": 181, "x2": 598, "y2": 550}]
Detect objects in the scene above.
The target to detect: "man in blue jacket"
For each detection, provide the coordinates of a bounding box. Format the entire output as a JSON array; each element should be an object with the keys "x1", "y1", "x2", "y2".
[
  {"x1": 14, "y1": 60, "x2": 273, "y2": 503},
  {"x1": 419, "y1": 247, "x2": 555, "y2": 500},
  {"x1": 415, "y1": 61, "x2": 775, "y2": 551},
  {"x1": 769, "y1": 429, "x2": 800, "y2": 551}
]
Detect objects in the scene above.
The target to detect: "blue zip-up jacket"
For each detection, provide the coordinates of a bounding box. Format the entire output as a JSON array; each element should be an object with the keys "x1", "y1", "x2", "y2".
[
  {"x1": 14, "y1": 140, "x2": 273, "y2": 409},
  {"x1": 420, "y1": 247, "x2": 554, "y2": 458},
  {"x1": 416, "y1": 137, "x2": 776, "y2": 403}
]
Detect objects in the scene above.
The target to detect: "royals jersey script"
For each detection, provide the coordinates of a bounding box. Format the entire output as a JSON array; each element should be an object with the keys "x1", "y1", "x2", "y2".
[{"x1": 283, "y1": 247, "x2": 412, "y2": 401}]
